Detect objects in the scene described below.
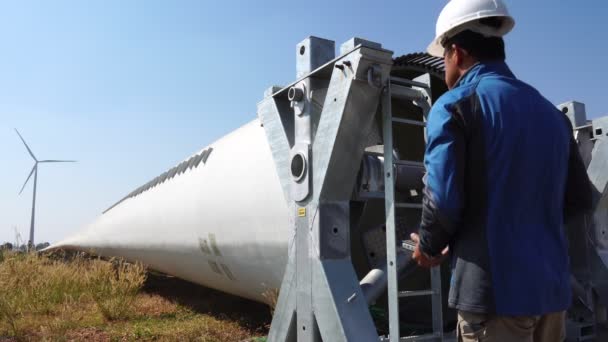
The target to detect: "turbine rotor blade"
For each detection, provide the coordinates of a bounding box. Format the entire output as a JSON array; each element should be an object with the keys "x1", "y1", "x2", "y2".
[
  {"x1": 39, "y1": 160, "x2": 77, "y2": 163},
  {"x1": 19, "y1": 165, "x2": 36, "y2": 195},
  {"x1": 14, "y1": 129, "x2": 37, "y2": 161}
]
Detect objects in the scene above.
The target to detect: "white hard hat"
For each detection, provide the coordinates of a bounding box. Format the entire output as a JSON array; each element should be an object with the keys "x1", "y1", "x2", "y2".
[{"x1": 427, "y1": 0, "x2": 515, "y2": 57}]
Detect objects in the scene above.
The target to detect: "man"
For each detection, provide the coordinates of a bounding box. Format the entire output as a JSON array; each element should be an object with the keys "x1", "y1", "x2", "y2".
[{"x1": 410, "y1": 0, "x2": 593, "y2": 341}]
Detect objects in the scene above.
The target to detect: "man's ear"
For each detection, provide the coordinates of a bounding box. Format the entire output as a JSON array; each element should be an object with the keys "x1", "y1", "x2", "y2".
[{"x1": 454, "y1": 46, "x2": 467, "y2": 68}]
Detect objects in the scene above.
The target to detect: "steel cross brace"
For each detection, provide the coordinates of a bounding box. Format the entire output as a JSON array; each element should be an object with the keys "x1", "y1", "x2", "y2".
[{"x1": 257, "y1": 38, "x2": 393, "y2": 342}]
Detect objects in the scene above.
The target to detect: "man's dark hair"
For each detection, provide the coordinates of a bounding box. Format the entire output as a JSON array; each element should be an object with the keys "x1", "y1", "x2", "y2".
[{"x1": 442, "y1": 18, "x2": 506, "y2": 61}]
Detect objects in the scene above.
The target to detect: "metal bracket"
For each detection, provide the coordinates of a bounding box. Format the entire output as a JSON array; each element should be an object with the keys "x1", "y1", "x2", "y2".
[{"x1": 258, "y1": 37, "x2": 394, "y2": 342}]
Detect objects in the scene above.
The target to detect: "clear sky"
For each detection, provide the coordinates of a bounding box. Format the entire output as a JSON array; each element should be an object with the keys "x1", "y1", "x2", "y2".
[{"x1": 1, "y1": 0, "x2": 607, "y2": 244}]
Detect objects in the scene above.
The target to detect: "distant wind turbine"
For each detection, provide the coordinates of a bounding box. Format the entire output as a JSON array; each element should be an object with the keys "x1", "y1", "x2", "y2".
[
  {"x1": 13, "y1": 226, "x2": 22, "y2": 249},
  {"x1": 15, "y1": 129, "x2": 76, "y2": 250}
]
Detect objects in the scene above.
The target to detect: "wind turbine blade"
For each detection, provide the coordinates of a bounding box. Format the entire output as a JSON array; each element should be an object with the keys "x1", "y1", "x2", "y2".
[
  {"x1": 14, "y1": 129, "x2": 37, "y2": 161},
  {"x1": 19, "y1": 165, "x2": 36, "y2": 195},
  {"x1": 39, "y1": 160, "x2": 77, "y2": 163}
]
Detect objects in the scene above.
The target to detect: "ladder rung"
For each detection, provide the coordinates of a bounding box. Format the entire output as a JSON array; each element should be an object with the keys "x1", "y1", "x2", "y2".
[
  {"x1": 394, "y1": 160, "x2": 424, "y2": 168},
  {"x1": 395, "y1": 203, "x2": 422, "y2": 209},
  {"x1": 391, "y1": 84, "x2": 426, "y2": 101},
  {"x1": 399, "y1": 290, "x2": 434, "y2": 297},
  {"x1": 364, "y1": 151, "x2": 383, "y2": 157},
  {"x1": 392, "y1": 117, "x2": 426, "y2": 127},
  {"x1": 400, "y1": 333, "x2": 441, "y2": 341},
  {"x1": 379, "y1": 333, "x2": 441, "y2": 342},
  {"x1": 390, "y1": 76, "x2": 430, "y2": 89}
]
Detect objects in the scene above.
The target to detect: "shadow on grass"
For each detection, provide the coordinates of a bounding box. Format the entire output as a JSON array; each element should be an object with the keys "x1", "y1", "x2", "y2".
[{"x1": 142, "y1": 272, "x2": 272, "y2": 336}]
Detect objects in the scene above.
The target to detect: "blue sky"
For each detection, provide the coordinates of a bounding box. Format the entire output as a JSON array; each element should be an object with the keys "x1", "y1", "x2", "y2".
[{"x1": 1, "y1": 0, "x2": 607, "y2": 244}]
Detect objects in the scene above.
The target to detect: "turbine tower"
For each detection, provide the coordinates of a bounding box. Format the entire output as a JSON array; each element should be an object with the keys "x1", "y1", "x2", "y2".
[
  {"x1": 13, "y1": 226, "x2": 22, "y2": 250},
  {"x1": 15, "y1": 129, "x2": 76, "y2": 250}
]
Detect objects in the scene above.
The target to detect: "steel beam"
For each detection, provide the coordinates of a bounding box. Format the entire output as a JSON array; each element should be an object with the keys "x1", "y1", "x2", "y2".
[{"x1": 258, "y1": 37, "x2": 393, "y2": 342}]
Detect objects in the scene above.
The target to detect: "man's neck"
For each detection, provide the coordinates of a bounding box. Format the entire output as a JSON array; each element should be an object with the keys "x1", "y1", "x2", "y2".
[
  {"x1": 451, "y1": 60, "x2": 479, "y2": 89},
  {"x1": 458, "y1": 58, "x2": 479, "y2": 79}
]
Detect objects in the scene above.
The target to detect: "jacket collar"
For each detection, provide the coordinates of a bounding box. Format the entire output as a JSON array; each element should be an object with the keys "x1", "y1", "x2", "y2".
[{"x1": 454, "y1": 61, "x2": 516, "y2": 88}]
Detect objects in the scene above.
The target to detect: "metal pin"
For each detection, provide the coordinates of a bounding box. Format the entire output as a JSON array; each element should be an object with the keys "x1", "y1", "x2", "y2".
[{"x1": 347, "y1": 293, "x2": 357, "y2": 303}]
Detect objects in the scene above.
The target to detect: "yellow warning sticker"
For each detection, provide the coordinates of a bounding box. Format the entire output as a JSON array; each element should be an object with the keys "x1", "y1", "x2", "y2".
[{"x1": 298, "y1": 207, "x2": 306, "y2": 217}]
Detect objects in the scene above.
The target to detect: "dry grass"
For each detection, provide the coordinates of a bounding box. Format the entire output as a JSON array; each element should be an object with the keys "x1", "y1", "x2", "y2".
[
  {"x1": 87, "y1": 258, "x2": 147, "y2": 321},
  {"x1": 0, "y1": 250, "x2": 270, "y2": 341}
]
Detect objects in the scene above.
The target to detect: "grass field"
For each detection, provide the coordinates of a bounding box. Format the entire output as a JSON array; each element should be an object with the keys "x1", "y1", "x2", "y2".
[{"x1": 0, "y1": 250, "x2": 271, "y2": 341}]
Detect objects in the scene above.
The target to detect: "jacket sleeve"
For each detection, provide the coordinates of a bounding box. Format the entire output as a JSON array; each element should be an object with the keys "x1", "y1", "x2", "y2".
[
  {"x1": 418, "y1": 102, "x2": 465, "y2": 257},
  {"x1": 563, "y1": 118, "x2": 593, "y2": 220}
]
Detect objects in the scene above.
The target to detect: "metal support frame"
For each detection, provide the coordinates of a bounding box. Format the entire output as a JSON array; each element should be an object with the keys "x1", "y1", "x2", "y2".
[
  {"x1": 383, "y1": 81, "x2": 400, "y2": 342},
  {"x1": 382, "y1": 74, "x2": 444, "y2": 342},
  {"x1": 259, "y1": 36, "x2": 608, "y2": 340},
  {"x1": 258, "y1": 37, "x2": 394, "y2": 341}
]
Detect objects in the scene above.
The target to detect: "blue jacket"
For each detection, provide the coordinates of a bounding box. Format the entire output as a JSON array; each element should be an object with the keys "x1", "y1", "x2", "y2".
[{"x1": 419, "y1": 61, "x2": 592, "y2": 315}]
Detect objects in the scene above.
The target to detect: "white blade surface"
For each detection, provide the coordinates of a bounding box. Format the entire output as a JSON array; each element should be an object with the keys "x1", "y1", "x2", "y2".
[
  {"x1": 19, "y1": 165, "x2": 36, "y2": 195},
  {"x1": 39, "y1": 160, "x2": 77, "y2": 163},
  {"x1": 14, "y1": 129, "x2": 37, "y2": 161}
]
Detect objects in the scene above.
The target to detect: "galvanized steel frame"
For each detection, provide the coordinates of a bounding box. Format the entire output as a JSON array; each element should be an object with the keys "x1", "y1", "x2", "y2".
[{"x1": 258, "y1": 37, "x2": 393, "y2": 341}]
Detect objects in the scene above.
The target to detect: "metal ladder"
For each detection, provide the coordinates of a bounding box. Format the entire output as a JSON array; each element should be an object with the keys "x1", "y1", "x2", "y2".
[{"x1": 381, "y1": 75, "x2": 444, "y2": 342}]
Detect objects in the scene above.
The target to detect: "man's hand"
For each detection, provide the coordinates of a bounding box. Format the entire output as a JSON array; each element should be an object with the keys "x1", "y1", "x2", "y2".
[{"x1": 410, "y1": 233, "x2": 449, "y2": 268}]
